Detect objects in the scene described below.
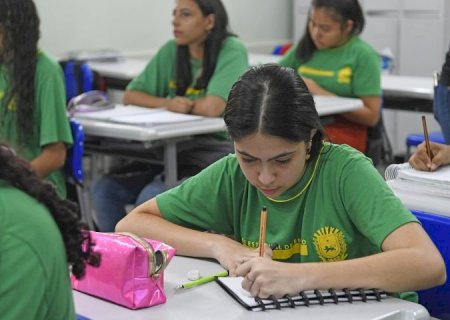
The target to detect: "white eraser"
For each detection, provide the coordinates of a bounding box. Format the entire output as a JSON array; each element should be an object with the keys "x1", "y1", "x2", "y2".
[{"x1": 187, "y1": 269, "x2": 201, "y2": 281}]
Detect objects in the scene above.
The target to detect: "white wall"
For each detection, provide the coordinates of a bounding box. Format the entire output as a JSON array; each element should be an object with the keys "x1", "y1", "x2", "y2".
[{"x1": 35, "y1": 0, "x2": 293, "y2": 58}]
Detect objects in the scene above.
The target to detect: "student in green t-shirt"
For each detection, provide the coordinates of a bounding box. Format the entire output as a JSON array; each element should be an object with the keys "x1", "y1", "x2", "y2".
[
  {"x1": 279, "y1": 0, "x2": 381, "y2": 154},
  {"x1": 0, "y1": 144, "x2": 98, "y2": 320},
  {"x1": 117, "y1": 64, "x2": 446, "y2": 301},
  {"x1": 0, "y1": 0, "x2": 73, "y2": 198},
  {"x1": 91, "y1": 0, "x2": 249, "y2": 232}
]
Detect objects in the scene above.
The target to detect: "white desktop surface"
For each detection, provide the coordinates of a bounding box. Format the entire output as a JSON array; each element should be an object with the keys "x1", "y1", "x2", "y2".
[
  {"x1": 381, "y1": 75, "x2": 434, "y2": 100},
  {"x1": 74, "y1": 256, "x2": 430, "y2": 320},
  {"x1": 89, "y1": 58, "x2": 147, "y2": 80},
  {"x1": 90, "y1": 56, "x2": 434, "y2": 102}
]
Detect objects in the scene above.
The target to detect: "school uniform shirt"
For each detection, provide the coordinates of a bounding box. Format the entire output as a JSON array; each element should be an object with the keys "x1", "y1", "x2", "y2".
[
  {"x1": 156, "y1": 142, "x2": 417, "y2": 302},
  {"x1": 0, "y1": 180, "x2": 75, "y2": 320},
  {"x1": 127, "y1": 36, "x2": 249, "y2": 140},
  {"x1": 0, "y1": 51, "x2": 73, "y2": 198},
  {"x1": 279, "y1": 37, "x2": 381, "y2": 153}
]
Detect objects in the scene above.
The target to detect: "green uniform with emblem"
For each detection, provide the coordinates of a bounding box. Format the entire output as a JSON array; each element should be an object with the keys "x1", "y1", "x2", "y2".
[
  {"x1": 156, "y1": 142, "x2": 418, "y2": 301},
  {"x1": 127, "y1": 37, "x2": 248, "y2": 103},
  {"x1": 279, "y1": 36, "x2": 381, "y2": 152},
  {"x1": 0, "y1": 51, "x2": 73, "y2": 198},
  {"x1": 0, "y1": 180, "x2": 75, "y2": 319}
]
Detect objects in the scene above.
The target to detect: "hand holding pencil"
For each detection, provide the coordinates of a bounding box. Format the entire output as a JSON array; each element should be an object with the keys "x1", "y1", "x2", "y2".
[{"x1": 409, "y1": 116, "x2": 450, "y2": 171}]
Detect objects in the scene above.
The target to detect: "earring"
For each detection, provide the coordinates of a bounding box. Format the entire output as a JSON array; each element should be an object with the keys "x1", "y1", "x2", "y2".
[{"x1": 305, "y1": 139, "x2": 312, "y2": 160}]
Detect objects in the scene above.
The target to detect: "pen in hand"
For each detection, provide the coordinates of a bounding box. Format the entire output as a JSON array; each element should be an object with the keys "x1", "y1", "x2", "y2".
[{"x1": 421, "y1": 115, "x2": 434, "y2": 163}]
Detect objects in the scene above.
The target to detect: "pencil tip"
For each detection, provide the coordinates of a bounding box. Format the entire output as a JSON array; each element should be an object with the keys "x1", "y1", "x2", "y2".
[{"x1": 175, "y1": 284, "x2": 184, "y2": 289}]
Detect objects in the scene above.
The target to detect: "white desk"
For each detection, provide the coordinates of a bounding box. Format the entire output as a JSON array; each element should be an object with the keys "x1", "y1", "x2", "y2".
[
  {"x1": 74, "y1": 256, "x2": 430, "y2": 320},
  {"x1": 75, "y1": 98, "x2": 362, "y2": 189},
  {"x1": 382, "y1": 75, "x2": 433, "y2": 100}
]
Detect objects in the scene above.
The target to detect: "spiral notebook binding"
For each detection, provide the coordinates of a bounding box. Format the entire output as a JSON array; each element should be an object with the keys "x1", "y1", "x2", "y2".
[
  {"x1": 300, "y1": 291, "x2": 310, "y2": 306},
  {"x1": 215, "y1": 277, "x2": 387, "y2": 312},
  {"x1": 344, "y1": 288, "x2": 353, "y2": 303},
  {"x1": 359, "y1": 288, "x2": 367, "y2": 302},
  {"x1": 314, "y1": 289, "x2": 325, "y2": 305},
  {"x1": 283, "y1": 294, "x2": 296, "y2": 308},
  {"x1": 269, "y1": 295, "x2": 281, "y2": 309}
]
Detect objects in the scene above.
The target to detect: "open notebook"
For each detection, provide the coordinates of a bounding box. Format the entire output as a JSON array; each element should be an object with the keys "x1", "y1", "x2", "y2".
[
  {"x1": 216, "y1": 277, "x2": 386, "y2": 311},
  {"x1": 385, "y1": 163, "x2": 450, "y2": 216}
]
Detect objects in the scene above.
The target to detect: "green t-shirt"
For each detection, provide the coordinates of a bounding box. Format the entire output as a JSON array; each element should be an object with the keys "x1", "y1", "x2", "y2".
[
  {"x1": 0, "y1": 51, "x2": 73, "y2": 198},
  {"x1": 279, "y1": 36, "x2": 381, "y2": 98},
  {"x1": 157, "y1": 143, "x2": 418, "y2": 301},
  {"x1": 127, "y1": 36, "x2": 249, "y2": 102},
  {"x1": 0, "y1": 180, "x2": 75, "y2": 319}
]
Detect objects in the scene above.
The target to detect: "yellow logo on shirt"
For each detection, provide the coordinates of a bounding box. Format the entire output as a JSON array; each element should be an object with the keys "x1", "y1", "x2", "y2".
[
  {"x1": 241, "y1": 237, "x2": 308, "y2": 260},
  {"x1": 337, "y1": 67, "x2": 352, "y2": 84},
  {"x1": 298, "y1": 66, "x2": 334, "y2": 77},
  {"x1": 0, "y1": 90, "x2": 16, "y2": 111},
  {"x1": 168, "y1": 80, "x2": 205, "y2": 96},
  {"x1": 313, "y1": 226, "x2": 347, "y2": 262}
]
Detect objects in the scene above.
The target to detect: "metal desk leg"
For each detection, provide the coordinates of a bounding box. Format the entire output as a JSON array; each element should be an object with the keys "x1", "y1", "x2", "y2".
[{"x1": 164, "y1": 140, "x2": 178, "y2": 189}]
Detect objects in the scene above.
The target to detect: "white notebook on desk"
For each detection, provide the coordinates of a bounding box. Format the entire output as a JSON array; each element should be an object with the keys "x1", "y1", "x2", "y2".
[
  {"x1": 385, "y1": 163, "x2": 450, "y2": 216},
  {"x1": 74, "y1": 104, "x2": 204, "y2": 125}
]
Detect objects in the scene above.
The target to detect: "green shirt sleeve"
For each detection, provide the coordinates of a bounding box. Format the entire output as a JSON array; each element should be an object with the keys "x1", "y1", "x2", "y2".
[
  {"x1": 339, "y1": 153, "x2": 418, "y2": 249},
  {"x1": 278, "y1": 45, "x2": 300, "y2": 69},
  {"x1": 126, "y1": 40, "x2": 176, "y2": 97},
  {"x1": 205, "y1": 37, "x2": 249, "y2": 101}
]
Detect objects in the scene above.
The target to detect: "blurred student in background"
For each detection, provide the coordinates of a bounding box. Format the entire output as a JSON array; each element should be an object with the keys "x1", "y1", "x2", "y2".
[
  {"x1": 91, "y1": 0, "x2": 248, "y2": 232},
  {"x1": 279, "y1": 0, "x2": 381, "y2": 154},
  {"x1": 0, "y1": 0, "x2": 72, "y2": 198}
]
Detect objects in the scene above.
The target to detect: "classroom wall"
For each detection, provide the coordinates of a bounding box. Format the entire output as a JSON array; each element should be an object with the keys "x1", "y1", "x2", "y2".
[{"x1": 35, "y1": 0, "x2": 293, "y2": 58}]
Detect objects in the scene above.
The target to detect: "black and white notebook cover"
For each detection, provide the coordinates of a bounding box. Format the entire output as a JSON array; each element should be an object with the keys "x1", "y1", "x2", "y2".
[{"x1": 216, "y1": 276, "x2": 386, "y2": 311}]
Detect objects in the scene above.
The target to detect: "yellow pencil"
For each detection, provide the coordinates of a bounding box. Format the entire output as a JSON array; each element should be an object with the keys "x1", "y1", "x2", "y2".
[{"x1": 259, "y1": 207, "x2": 267, "y2": 257}]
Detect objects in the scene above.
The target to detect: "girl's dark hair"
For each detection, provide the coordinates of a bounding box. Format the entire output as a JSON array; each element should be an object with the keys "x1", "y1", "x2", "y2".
[
  {"x1": 0, "y1": 0, "x2": 40, "y2": 144},
  {"x1": 175, "y1": 0, "x2": 235, "y2": 96},
  {"x1": 0, "y1": 144, "x2": 99, "y2": 279},
  {"x1": 296, "y1": 0, "x2": 365, "y2": 62},
  {"x1": 224, "y1": 64, "x2": 324, "y2": 159}
]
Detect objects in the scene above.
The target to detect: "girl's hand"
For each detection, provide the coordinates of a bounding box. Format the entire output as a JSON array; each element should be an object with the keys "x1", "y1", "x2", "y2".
[
  {"x1": 212, "y1": 237, "x2": 274, "y2": 276},
  {"x1": 409, "y1": 142, "x2": 450, "y2": 171},
  {"x1": 235, "y1": 258, "x2": 306, "y2": 299},
  {"x1": 166, "y1": 96, "x2": 194, "y2": 114}
]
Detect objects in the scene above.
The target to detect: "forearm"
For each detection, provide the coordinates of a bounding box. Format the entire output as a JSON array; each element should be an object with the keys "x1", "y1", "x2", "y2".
[
  {"x1": 191, "y1": 96, "x2": 226, "y2": 117},
  {"x1": 29, "y1": 143, "x2": 66, "y2": 178},
  {"x1": 291, "y1": 247, "x2": 445, "y2": 293},
  {"x1": 116, "y1": 212, "x2": 224, "y2": 258},
  {"x1": 123, "y1": 90, "x2": 169, "y2": 108},
  {"x1": 340, "y1": 96, "x2": 381, "y2": 127}
]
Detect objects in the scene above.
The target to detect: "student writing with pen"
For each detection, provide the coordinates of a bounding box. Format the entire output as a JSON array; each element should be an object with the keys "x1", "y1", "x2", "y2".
[{"x1": 117, "y1": 64, "x2": 446, "y2": 301}]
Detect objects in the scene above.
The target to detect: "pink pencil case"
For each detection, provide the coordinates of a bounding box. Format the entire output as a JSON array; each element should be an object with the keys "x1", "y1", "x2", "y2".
[{"x1": 71, "y1": 231, "x2": 175, "y2": 309}]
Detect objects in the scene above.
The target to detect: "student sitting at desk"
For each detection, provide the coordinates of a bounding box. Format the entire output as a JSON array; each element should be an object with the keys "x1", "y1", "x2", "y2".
[
  {"x1": 0, "y1": 0, "x2": 73, "y2": 198},
  {"x1": 278, "y1": 0, "x2": 381, "y2": 154},
  {"x1": 92, "y1": 0, "x2": 248, "y2": 232},
  {"x1": 117, "y1": 65, "x2": 446, "y2": 301},
  {"x1": 0, "y1": 144, "x2": 98, "y2": 319}
]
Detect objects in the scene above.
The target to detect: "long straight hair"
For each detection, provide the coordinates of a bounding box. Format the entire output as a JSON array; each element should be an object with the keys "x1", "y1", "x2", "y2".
[
  {"x1": 175, "y1": 0, "x2": 235, "y2": 96},
  {"x1": 0, "y1": 0, "x2": 40, "y2": 144},
  {"x1": 296, "y1": 0, "x2": 365, "y2": 63}
]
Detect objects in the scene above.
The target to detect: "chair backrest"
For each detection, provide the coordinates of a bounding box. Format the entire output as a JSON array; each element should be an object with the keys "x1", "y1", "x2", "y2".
[
  {"x1": 366, "y1": 98, "x2": 394, "y2": 166},
  {"x1": 412, "y1": 210, "x2": 450, "y2": 320},
  {"x1": 66, "y1": 119, "x2": 84, "y2": 183}
]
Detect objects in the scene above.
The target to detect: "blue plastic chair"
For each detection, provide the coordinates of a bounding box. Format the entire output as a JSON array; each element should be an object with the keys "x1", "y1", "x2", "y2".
[
  {"x1": 411, "y1": 210, "x2": 450, "y2": 319},
  {"x1": 405, "y1": 131, "x2": 445, "y2": 159},
  {"x1": 66, "y1": 119, "x2": 95, "y2": 229}
]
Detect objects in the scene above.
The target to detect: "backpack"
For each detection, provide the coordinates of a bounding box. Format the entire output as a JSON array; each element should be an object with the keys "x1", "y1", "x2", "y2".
[{"x1": 59, "y1": 59, "x2": 107, "y2": 102}]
